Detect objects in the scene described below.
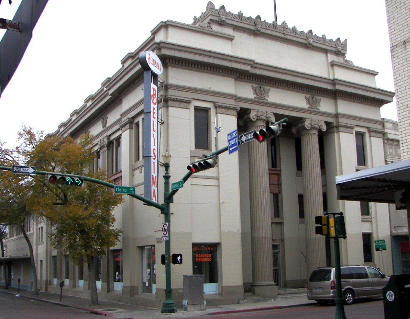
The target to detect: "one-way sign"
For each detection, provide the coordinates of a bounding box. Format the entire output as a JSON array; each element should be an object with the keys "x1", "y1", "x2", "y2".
[
  {"x1": 12, "y1": 165, "x2": 36, "y2": 174},
  {"x1": 238, "y1": 130, "x2": 255, "y2": 145}
]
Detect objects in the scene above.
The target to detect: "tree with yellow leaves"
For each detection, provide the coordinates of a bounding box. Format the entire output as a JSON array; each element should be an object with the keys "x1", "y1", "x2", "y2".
[{"x1": 2, "y1": 128, "x2": 122, "y2": 304}]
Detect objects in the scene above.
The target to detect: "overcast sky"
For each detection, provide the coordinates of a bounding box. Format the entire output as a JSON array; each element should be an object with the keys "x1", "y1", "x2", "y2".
[{"x1": 0, "y1": 0, "x2": 396, "y2": 147}]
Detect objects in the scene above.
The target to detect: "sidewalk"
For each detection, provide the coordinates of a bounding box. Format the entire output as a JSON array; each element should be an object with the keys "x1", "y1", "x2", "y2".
[{"x1": 0, "y1": 287, "x2": 315, "y2": 318}]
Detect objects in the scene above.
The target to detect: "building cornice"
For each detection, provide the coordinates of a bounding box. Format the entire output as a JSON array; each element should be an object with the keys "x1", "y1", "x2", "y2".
[{"x1": 193, "y1": 1, "x2": 347, "y2": 54}]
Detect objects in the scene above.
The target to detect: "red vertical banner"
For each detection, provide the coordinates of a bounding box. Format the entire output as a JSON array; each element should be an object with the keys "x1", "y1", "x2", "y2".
[{"x1": 151, "y1": 83, "x2": 158, "y2": 202}]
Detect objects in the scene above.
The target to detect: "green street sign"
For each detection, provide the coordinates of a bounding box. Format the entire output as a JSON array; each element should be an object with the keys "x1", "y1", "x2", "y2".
[
  {"x1": 375, "y1": 239, "x2": 387, "y2": 251},
  {"x1": 114, "y1": 186, "x2": 135, "y2": 195},
  {"x1": 171, "y1": 180, "x2": 184, "y2": 191}
]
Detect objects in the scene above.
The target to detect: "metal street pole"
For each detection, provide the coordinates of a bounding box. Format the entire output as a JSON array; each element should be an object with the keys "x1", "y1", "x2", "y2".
[
  {"x1": 334, "y1": 236, "x2": 346, "y2": 319},
  {"x1": 161, "y1": 162, "x2": 177, "y2": 313}
]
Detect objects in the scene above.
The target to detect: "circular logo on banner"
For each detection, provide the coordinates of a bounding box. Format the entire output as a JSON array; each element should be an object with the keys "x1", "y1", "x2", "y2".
[
  {"x1": 138, "y1": 51, "x2": 163, "y2": 75},
  {"x1": 386, "y1": 290, "x2": 395, "y2": 302}
]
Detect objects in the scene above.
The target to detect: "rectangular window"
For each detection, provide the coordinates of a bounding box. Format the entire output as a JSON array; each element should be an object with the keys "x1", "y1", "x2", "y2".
[
  {"x1": 360, "y1": 201, "x2": 370, "y2": 216},
  {"x1": 142, "y1": 246, "x2": 156, "y2": 293},
  {"x1": 114, "y1": 138, "x2": 121, "y2": 173},
  {"x1": 298, "y1": 194, "x2": 304, "y2": 219},
  {"x1": 38, "y1": 226, "x2": 44, "y2": 245},
  {"x1": 295, "y1": 137, "x2": 302, "y2": 171},
  {"x1": 273, "y1": 194, "x2": 280, "y2": 218},
  {"x1": 52, "y1": 256, "x2": 57, "y2": 278},
  {"x1": 112, "y1": 250, "x2": 123, "y2": 282},
  {"x1": 192, "y1": 244, "x2": 218, "y2": 283},
  {"x1": 96, "y1": 151, "x2": 101, "y2": 171},
  {"x1": 134, "y1": 122, "x2": 140, "y2": 162},
  {"x1": 271, "y1": 138, "x2": 278, "y2": 168},
  {"x1": 64, "y1": 255, "x2": 69, "y2": 279},
  {"x1": 355, "y1": 132, "x2": 366, "y2": 166},
  {"x1": 194, "y1": 107, "x2": 209, "y2": 150},
  {"x1": 362, "y1": 233, "x2": 373, "y2": 262}
]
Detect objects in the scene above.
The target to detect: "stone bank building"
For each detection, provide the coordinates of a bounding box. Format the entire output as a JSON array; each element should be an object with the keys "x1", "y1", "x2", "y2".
[{"x1": 1, "y1": 2, "x2": 403, "y2": 304}]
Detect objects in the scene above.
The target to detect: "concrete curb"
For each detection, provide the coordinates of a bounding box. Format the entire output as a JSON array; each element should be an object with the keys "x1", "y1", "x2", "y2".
[{"x1": 207, "y1": 302, "x2": 315, "y2": 316}]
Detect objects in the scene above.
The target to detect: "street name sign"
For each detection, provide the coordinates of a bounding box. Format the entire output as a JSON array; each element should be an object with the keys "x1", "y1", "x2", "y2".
[
  {"x1": 227, "y1": 130, "x2": 239, "y2": 154},
  {"x1": 171, "y1": 180, "x2": 184, "y2": 191},
  {"x1": 11, "y1": 165, "x2": 35, "y2": 174},
  {"x1": 114, "y1": 186, "x2": 135, "y2": 195},
  {"x1": 238, "y1": 130, "x2": 255, "y2": 145},
  {"x1": 375, "y1": 239, "x2": 387, "y2": 251}
]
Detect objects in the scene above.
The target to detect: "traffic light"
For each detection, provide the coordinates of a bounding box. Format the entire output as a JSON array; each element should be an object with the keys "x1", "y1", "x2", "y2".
[
  {"x1": 171, "y1": 253, "x2": 183, "y2": 264},
  {"x1": 253, "y1": 122, "x2": 282, "y2": 143},
  {"x1": 48, "y1": 175, "x2": 83, "y2": 187},
  {"x1": 335, "y1": 215, "x2": 346, "y2": 238},
  {"x1": 315, "y1": 215, "x2": 328, "y2": 236},
  {"x1": 187, "y1": 159, "x2": 216, "y2": 173}
]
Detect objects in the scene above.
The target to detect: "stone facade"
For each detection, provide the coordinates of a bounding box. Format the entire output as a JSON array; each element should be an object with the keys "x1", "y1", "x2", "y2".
[
  {"x1": 1, "y1": 2, "x2": 396, "y2": 305},
  {"x1": 385, "y1": 0, "x2": 410, "y2": 158}
]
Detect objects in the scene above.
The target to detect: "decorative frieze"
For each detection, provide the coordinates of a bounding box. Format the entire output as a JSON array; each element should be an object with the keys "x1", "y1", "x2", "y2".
[{"x1": 296, "y1": 118, "x2": 326, "y2": 133}]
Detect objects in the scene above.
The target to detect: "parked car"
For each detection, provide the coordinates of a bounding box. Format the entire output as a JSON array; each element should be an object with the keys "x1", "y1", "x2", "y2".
[{"x1": 307, "y1": 265, "x2": 388, "y2": 305}]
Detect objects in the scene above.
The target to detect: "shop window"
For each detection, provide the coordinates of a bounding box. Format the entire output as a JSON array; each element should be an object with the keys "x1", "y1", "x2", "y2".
[
  {"x1": 362, "y1": 233, "x2": 373, "y2": 262},
  {"x1": 112, "y1": 250, "x2": 123, "y2": 282},
  {"x1": 295, "y1": 137, "x2": 302, "y2": 171},
  {"x1": 192, "y1": 244, "x2": 218, "y2": 294},
  {"x1": 64, "y1": 255, "x2": 69, "y2": 279},
  {"x1": 360, "y1": 201, "x2": 370, "y2": 216},
  {"x1": 78, "y1": 260, "x2": 83, "y2": 281},
  {"x1": 355, "y1": 132, "x2": 366, "y2": 166},
  {"x1": 272, "y1": 244, "x2": 280, "y2": 286},
  {"x1": 142, "y1": 246, "x2": 156, "y2": 294},
  {"x1": 52, "y1": 256, "x2": 57, "y2": 279},
  {"x1": 194, "y1": 107, "x2": 209, "y2": 150},
  {"x1": 298, "y1": 194, "x2": 304, "y2": 219}
]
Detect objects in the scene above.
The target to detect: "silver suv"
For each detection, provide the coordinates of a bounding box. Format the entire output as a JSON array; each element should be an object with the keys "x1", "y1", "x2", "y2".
[{"x1": 307, "y1": 266, "x2": 388, "y2": 305}]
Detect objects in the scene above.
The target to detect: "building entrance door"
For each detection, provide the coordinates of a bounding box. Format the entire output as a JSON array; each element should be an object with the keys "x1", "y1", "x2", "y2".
[{"x1": 142, "y1": 246, "x2": 156, "y2": 294}]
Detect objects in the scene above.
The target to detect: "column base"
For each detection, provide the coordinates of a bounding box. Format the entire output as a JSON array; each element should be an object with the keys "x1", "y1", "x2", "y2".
[
  {"x1": 161, "y1": 299, "x2": 177, "y2": 313},
  {"x1": 252, "y1": 281, "x2": 278, "y2": 298}
]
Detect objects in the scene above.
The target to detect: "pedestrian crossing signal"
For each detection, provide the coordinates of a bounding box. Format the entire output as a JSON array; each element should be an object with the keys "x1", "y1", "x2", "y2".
[{"x1": 171, "y1": 254, "x2": 183, "y2": 264}]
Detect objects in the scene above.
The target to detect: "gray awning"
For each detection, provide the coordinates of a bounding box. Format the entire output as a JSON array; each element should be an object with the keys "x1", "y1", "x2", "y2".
[
  {"x1": 0, "y1": 256, "x2": 30, "y2": 263},
  {"x1": 336, "y1": 160, "x2": 410, "y2": 203}
]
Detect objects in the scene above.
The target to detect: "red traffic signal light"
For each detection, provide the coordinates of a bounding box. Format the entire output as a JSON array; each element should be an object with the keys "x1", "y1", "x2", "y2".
[
  {"x1": 48, "y1": 175, "x2": 83, "y2": 187},
  {"x1": 187, "y1": 159, "x2": 216, "y2": 173},
  {"x1": 253, "y1": 123, "x2": 282, "y2": 143}
]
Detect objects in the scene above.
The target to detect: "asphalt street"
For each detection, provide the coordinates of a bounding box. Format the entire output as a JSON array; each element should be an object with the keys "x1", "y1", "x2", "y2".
[{"x1": 0, "y1": 291, "x2": 99, "y2": 319}]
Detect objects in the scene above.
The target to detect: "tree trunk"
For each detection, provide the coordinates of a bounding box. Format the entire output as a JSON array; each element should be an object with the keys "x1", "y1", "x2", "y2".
[
  {"x1": 21, "y1": 225, "x2": 39, "y2": 295},
  {"x1": 88, "y1": 256, "x2": 98, "y2": 305}
]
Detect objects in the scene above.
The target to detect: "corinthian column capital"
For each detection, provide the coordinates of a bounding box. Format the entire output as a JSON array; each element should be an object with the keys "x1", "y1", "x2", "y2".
[
  {"x1": 248, "y1": 110, "x2": 275, "y2": 130},
  {"x1": 294, "y1": 118, "x2": 326, "y2": 135}
]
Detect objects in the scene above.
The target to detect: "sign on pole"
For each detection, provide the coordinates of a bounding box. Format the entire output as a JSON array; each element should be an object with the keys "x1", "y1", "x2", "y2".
[
  {"x1": 238, "y1": 130, "x2": 255, "y2": 145},
  {"x1": 139, "y1": 51, "x2": 162, "y2": 203},
  {"x1": 375, "y1": 239, "x2": 387, "y2": 251},
  {"x1": 171, "y1": 180, "x2": 184, "y2": 191},
  {"x1": 227, "y1": 130, "x2": 239, "y2": 154},
  {"x1": 11, "y1": 165, "x2": 36, "y2": 174},
  {"x1": 162, "y1": 222, "x2": 169, "y2": 241},
  {"x1": 114, "y1": 186, "x2": 136, "y2": 195}
]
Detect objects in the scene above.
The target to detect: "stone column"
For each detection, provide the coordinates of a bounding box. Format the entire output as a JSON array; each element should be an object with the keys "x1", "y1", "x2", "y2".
[
  {"x1": 297, "y1": 118, "x2": 327, "y2": 276},
  {"x1": 248, "y1": 110, "x2": 277, "y2": 298}
]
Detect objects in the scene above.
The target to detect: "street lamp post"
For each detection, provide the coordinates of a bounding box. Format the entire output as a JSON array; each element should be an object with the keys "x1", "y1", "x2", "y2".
[{"x1": 161, "y1": 155, "x2": 177, "y2": 313}]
